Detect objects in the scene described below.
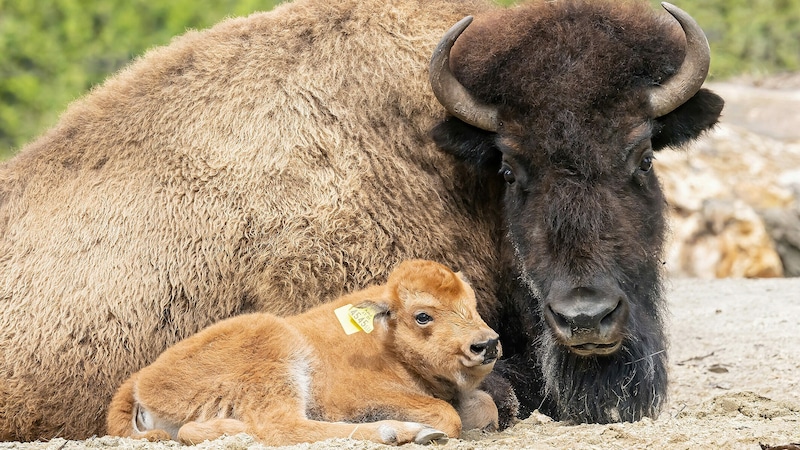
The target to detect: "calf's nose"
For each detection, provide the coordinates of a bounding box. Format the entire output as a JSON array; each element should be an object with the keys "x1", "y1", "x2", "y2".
[{"x1": 470, "y1": 338, "x2": 499, "y2": 361}]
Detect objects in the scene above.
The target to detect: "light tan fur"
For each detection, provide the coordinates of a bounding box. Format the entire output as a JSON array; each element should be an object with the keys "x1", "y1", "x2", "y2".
[
  {"x1": 106, "y1": 260, "x2": 499, "y2": 446},
  {"x1": 0, "y1": 0, "x2": 501, "y2": 440}
]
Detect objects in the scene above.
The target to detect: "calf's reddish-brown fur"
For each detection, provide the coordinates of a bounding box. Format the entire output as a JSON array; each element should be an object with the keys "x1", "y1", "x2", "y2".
[{"x1": 106, "y1": 260, "x2": 500, "y2": 445}]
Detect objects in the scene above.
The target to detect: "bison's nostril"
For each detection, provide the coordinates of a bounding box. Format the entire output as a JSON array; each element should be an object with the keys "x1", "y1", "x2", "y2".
[
  {"x1": 600, "y1": 300, "x2": 625, "y2": 330},
  {"x1": 470, "y1": 338, "x2": 499, "y2": 357},
  {"x1": 470, "y1": 342, "x2": 486, "y2": 355},
  {"x1": 547, "y1": 304, "x2": 571, "y2": 336}
]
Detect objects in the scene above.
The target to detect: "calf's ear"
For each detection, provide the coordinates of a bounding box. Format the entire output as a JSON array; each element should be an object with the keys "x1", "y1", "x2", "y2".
[
  {"x1": 353, "y1": 300, "x2": 390, "y2": 316},
  {"x1": 352, "y1": 300, "x2": 393, "y2": 330},
  {"x1": 431, "y1": 117, "x2": 501, "y2": 169},
  {"x1": 651, "y1": 88, "x2": 724, "y2": 150}
]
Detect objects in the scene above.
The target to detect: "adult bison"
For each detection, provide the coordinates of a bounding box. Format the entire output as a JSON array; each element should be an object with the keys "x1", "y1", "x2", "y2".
[{"x1": 0, "y1": 0, "x2": 722, "y2": 441}]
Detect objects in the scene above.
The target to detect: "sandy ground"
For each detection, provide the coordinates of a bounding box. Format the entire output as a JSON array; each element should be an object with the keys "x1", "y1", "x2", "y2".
[{"x1": 2, "y1": 277, "x2": 798, "y2": 450}]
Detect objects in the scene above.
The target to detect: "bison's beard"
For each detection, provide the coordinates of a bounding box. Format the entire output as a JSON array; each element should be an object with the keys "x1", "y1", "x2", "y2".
[{"x1": 537, "y1": 302, "x2": 668, "y2": 423}]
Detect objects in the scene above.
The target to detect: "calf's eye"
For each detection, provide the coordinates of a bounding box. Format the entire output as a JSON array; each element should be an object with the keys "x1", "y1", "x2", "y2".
[{"x1": 415, "y1": 312, "x2": 433, "y2": 325}]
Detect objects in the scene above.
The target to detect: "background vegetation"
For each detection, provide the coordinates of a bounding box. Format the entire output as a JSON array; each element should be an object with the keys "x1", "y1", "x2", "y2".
[
  {"x1": 1, "y1": 0, "x2": 799, "y2": 158},
  {"x1": 0, "y1": 0, "x2": 283, "y2": 158}
]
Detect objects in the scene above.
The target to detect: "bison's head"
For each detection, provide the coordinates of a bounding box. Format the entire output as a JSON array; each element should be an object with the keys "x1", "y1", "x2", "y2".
[
  {"x1": 376, "y1": 260, "x2": 500, "y2": 399},
  {"x1": 430, "y1": 1, "x2": 723, "y2": 422}
]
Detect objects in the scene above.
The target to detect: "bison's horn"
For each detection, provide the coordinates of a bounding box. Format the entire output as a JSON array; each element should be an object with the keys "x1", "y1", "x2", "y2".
[
  {"x1": 648, "y1": 2, "x2": 711, "y2": 118},
  {"x1": 429, "y1": 16, "x2": 500, "y2": 132}
]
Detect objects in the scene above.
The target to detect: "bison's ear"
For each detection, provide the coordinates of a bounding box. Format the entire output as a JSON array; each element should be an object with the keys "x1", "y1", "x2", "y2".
[
  {"x1": 651, "y1": 88, "x2": 724, "y2": 150},
  {"x1": 431, "y1": 117, "x2": 501, "y2": 168},
  {"x1": 352, "y1": 300, "x2": 393, "y2": 330}
]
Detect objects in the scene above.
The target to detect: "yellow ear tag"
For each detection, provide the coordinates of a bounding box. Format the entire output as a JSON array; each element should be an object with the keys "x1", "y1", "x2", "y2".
[
  {"x1": 348, "y1": 305, "x2": 377, "y2": 334},
  {"x1": 334, "y1": 304, "x2": 361, "y2": 335},
  {"x1": 334, "y1": 304, "x2": 378, "y2": 335}
]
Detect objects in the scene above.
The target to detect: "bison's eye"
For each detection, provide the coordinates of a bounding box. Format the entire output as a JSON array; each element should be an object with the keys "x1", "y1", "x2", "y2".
[
  {"x1": 638, "y1": 155, "x2": 654, "y2": 173},
  {"x1": 415, "y1": 312, "x2": 433, "y2": 326},
  {"x1": 499, "y1": 165, "x2": 516, "y2": 184}
]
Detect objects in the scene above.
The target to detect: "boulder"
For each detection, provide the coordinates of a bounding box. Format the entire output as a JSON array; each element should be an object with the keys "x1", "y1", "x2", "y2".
[
  {"x1": 659, "y1": 124, "x2": 800, "y2": 278},
  {"x1": 658, "y1": 77, "x2": 800, "y2": 278}
]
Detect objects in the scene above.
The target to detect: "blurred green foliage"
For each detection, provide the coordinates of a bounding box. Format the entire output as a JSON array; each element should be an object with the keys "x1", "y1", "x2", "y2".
[
  {"x1": 0, "y1": 0, "x2": 283, "y2": 158},
  {"x1": 650, "y1": 0, "x2": 800, "y2": 79},
  {"x1": 1, "y1": 0, "x2": 799, "y2": 159}
]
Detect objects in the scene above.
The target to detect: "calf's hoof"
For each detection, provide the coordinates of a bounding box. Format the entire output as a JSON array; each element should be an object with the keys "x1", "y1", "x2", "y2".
[{"x1": 414, "y1": 428, "x2": 449, "y2": 445}]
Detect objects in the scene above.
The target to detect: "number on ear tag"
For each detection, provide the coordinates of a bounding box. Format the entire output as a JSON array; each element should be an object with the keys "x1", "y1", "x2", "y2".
[
  {"x1": 334, "y1": 303, "x2": 379, "y2": 335},
  {"x1": 348, "y1": 305, "x2": 377, "y2": 334}
]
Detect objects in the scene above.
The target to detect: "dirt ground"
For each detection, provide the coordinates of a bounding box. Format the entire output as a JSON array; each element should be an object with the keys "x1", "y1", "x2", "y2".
[{"x1": 3, "y1": 277, "x2": 798, "y2": 450}]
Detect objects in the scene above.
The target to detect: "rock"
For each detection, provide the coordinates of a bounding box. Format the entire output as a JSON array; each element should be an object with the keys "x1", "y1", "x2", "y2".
[
  {"x1": 760, "y1": 204, "x2": 800, "y2": 277},
  {"x1": 658, "y1": 125, "x2": 791, "y2": 278},
  {"x1": 654, "y1": 75, "x2": 800, "y2": 278}
]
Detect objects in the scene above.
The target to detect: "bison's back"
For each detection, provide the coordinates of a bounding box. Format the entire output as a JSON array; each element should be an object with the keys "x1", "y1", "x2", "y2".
[{"x1": 0, "y1": 0, "x2": 498, "y2": 441}]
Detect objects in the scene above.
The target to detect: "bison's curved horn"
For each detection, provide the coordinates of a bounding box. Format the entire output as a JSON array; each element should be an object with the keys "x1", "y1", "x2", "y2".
[
  {"x1": 648, "y1": 2, "x2": 711, "y2": 118},
  {"x1": 429, "y1": 16, "x2": 500, "y2": 132}
]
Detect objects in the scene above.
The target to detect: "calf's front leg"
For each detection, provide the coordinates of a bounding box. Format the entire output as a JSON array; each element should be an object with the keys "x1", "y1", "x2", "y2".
[{"x1": 456, "y1": 389, "x2": 499, "y2": 431}]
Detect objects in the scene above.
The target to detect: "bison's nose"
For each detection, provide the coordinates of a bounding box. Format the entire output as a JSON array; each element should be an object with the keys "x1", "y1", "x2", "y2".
[
  {"x1": 470, "y1": 338, "x2": 500, "y2": 363},
  {"x1": 544, "y1": 281, "x2": 629, "y2": 355}
]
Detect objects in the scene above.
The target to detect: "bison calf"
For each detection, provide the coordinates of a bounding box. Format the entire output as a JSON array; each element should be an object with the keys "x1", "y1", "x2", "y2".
[{"x1": 106, "y1": 260, "x2": 500, "y2": 446}]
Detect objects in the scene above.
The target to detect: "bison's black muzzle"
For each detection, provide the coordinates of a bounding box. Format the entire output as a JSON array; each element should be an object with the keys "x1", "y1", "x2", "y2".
[
  {"x1": 543, "y1": 279, "x2": 629, "y2": 356},
  {"x1": 470, "y1": 338, "x2": 500, "y2": 364}
]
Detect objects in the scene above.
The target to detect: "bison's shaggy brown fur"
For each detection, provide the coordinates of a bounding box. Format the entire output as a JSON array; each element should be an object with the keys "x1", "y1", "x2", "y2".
[
  {"x1": 106, "y1": 260, "x2": 499, "y2": 446},
  {"x1": 0, "y1": 0, "x2": 722, "y2": 441},
  {"x1": 0, "y1": 0, "x2": 498, "y2": 440}
]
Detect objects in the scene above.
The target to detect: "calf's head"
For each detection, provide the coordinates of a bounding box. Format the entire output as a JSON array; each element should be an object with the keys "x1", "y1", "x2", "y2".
[
  {"x1": 361, "y1": 260, "x2": 500, "y2": 397},
  {"x1": 430, "y1": 0, "x2": 723, "y2": 421}
]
